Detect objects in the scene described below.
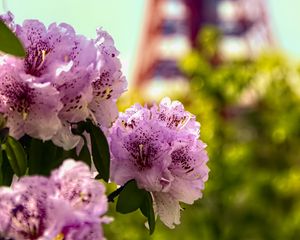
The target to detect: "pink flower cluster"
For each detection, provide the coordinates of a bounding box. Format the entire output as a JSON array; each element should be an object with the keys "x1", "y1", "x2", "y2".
[
  {"x1": 0, "y1": 160, "x2": 110, "y2": 240},
  {"x1": 0, "y1": 12, "x2": 127, "y2": 150},
  {"x1": 110, "y1": 98, "x2": 209, "y2": 228}
]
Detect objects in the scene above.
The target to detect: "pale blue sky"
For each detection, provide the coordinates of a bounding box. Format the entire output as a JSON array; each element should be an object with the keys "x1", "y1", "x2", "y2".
[
  {"x1": 2, "y1": 0, "x2": 146, "y2": 79},
  {"x1": 268, "y1": 0, "x2": 300, "y2": 59},
  {"x1": 2, "y1": 0, "x2": 300, "y2": 79}
]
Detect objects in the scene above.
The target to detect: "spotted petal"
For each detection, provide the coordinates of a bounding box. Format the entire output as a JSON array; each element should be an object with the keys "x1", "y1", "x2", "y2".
[
  {"x1": 0, "y1": 177, "x2": 64, "y2": 240},
  {"x1": 51, "y1": 159, "x2": 108, "y2": 216},
  {"x1": 0, "y1": 62, "x2": 62, "y2": 140},
  {"x1": 55, "y1": 64, "x2": 94, "y2": 123},
  {"x1": 152, "y1": 192, "x2": 181, "y2": 229},
  {"x1": 90, "y1": 28, "x2": 127, "y2": 128}
]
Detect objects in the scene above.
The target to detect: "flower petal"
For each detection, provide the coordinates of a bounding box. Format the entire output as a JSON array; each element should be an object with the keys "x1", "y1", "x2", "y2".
[
  {"x1": 0, "y1": 64, "x2": 63, "y2": 140},
  {"x1": 51, "y1": 122, "x2": 81, "y2": 150},
  {"x1": 152, "y1": 192, "x2": 181, "y2": 229},
  {"x1": 51, "y1": 159, "x2": 108, "y2": 216}
]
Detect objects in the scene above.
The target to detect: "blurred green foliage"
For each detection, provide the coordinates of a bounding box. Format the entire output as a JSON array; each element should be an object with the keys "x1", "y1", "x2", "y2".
[
  {"x1": 178, "y1": 27, "x2": 300, "y2": 240},
  {"x1": 106, "y1": 27, "x2": 300, "y2": 239}
]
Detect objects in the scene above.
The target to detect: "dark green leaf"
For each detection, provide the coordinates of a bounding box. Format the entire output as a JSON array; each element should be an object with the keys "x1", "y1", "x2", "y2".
[
  {"x1": 78, "y1": 143, "x2": 91, "y2": 166},
  {"x1": 0, "y1": 114, "x2": 6, "y2": 129},
  {"x1": 0, "y1": 148, "x2": 3, "y2": 184},
  {"x1": 28, "y1": 138, "x2": 52, "y2": 175},
  {"x1": 115, "y1": 180, "x2": 156, "y2": 234},
  {"x1": 140, "y1": 192, "x2": 156, "y2": 235},
  {"x1": 28, "y1": 139, "x2": 75, "y2": 176},
  {"x1": 84, "y1": 120, "x2": 110, "y2": 181},
  {"x1": 0, "y1": 150, "x2": 14, "y2": 186},
  {"x1": 0, "y1": 20, "x2": 25, "y2": 57},
  {"x1": 0, "y1": 127, "x2": 9, "y2": 143},
  {"x1": 94, "y1": 173, "x2": 102, "y2": 179},
  {"x1": 2, "y1": 136, "x2": 27, "y2": 176},
  {"x1": 107, "y1": 185, "x2": 125, "y2": 202},
  {"x1": 116, "y1": 180, "x2": 147, "y2": 213},
  {"x1": 56, "y1": 147, "x2": 77, "y2": 163}
]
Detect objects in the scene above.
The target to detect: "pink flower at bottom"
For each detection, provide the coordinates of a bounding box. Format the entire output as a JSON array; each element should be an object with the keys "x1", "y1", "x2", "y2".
[{"x1": 0, "y1": 159, "x2": 110, "y2": 240}]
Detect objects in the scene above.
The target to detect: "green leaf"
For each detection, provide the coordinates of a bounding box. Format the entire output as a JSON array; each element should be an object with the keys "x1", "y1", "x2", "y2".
[
  {"x1": 0, "y1": 127, "x2": 9, "y2": 144},
  {"x1": 140, "y1": 192, "x2": 156, "y2": 235},
  {"x1": 115, "y1": 180, "x2": 156, "y2": 234},
  {"x1": 116, "y1": 180, "x2": 147, "y2": 214},
  {"x1": 0, "y1": 150, "x2": 14, "y2": 186},
  {"x1": 84, "y1": 120, "x2": 110, "y2": 182},
  {"x1": 0, "y1": 148, "x2": 3, "y2": 184},
  {"x1": 0, "y1": 114, "x2": 6, "y2": 129},
  {"x1": 2, "y1": 136, "x2": 27, "y2": 176},
  {"x1": 27, "y1": 139, "x2": 75, "y2": 176},
  {"x1": 56, "y1": 147, "x2": 77, "y2": 163},
  {"x1": 78, "y1": 143, "x2": 91, "y2": 166},
  {"x1": 107, "y1": 184, "x2": 125, "y2": 202},
  {"x1": 94, "y1": 173, "x2": 102, "y2": 179},
  {"x1": 0, "y1": 20, "x2": 25, "y2": 57},
  {"x1": 28, "y1": 138, "x2": 53, "y2": 175}
]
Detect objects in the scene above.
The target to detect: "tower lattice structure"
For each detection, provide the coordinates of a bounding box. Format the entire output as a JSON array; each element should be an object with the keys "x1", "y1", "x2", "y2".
[{"x1": 133, "y1": 0, "x2": 273, "y2": 87}]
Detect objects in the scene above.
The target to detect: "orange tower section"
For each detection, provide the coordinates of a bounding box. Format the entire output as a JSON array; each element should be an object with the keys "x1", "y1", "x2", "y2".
[
  {"x1": 218, "y1": 0, "x2": 273, "y2": 58},
  {"x1": 133, "y1": 0, "x2": 273, "y2": 89}
]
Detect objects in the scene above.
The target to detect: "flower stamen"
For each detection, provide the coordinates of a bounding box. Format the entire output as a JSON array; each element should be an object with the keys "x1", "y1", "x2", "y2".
[
  {"x1": 178, "y1": 115, "x2": 191, "y2": 130},
  {"x1": 139, "y1": 144, "x2": 144, "y2": 163},
  {"x1": 53, "y1": 233, "x2": 64, "y2": 240},
  {"x1": 35, "y1": 50, "x2": 47, "y2": 71}
]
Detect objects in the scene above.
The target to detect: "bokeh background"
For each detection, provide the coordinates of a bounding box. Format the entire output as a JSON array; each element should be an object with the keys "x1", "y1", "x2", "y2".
[{"x1": 3, "y1": 0, "x2": 300, "y2": 239}]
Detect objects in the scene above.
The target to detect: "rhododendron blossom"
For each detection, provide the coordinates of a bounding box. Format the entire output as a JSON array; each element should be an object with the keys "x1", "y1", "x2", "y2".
[
  {"x1": 0, "y1": 60, "x2": 63, "y2": 140},
  {"x1": 0, "y1": 160, "x2": 110, "y2": 240},
  {"x1": 110, "y1": 97, "x2": 209, "y2": 228},
  {"x1": 0, "y1": 12, "x2": 127, "y2": 149}
]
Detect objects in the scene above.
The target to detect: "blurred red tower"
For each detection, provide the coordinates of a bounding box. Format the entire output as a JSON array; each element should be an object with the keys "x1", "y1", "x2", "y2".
[{"x1": 133, "y1": 0, "x2": 273, "y2": 87}]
